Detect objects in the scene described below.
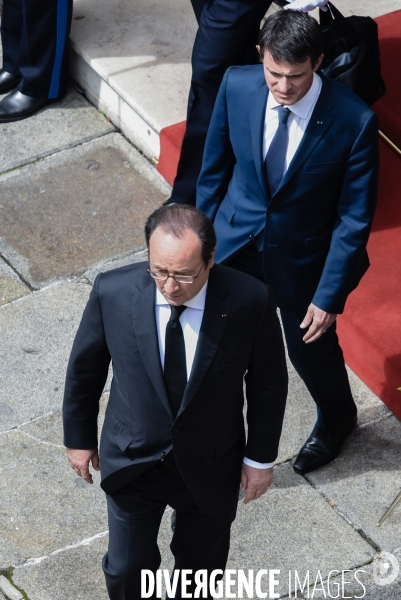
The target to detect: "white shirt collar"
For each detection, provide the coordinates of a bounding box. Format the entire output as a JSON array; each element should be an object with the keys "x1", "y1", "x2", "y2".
[
  {"x1": 267, "y1": 72, "x2": 321, "y2": 120},
  {"x1": 155, "y1": 279, "x2": 208, "y2": 310}
]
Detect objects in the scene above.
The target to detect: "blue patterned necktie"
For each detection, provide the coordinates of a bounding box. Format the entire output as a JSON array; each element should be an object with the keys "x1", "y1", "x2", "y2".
[{"x1": 265, "y1": 105, "x2": 291, "y2": 197}]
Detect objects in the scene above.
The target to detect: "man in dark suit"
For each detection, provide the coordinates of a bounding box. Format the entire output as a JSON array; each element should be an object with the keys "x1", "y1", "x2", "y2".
[
  {"x1": 169, "y1": 0, "x2": 329, "y2": 205},
  {"x1": 0, "y1": 0, "x2": 72, "y2": 122},
  {"x1": 63, "y1": 205, "x2": 288, "y2": 599},
  {"x1": 197, "y1": 10, "x2": 379, "y2": 475}
]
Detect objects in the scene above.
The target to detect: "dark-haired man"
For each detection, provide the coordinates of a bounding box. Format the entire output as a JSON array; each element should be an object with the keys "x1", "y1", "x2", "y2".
[
  {"x1": 169, "y1": 0, "x2": 329, "y2": 205},
  {"x1": 197, "y1": 10, "x2": 379, "y2": 475},
  {"x1": 63, "y1": 205, "x2": 287, "y2": 599}
]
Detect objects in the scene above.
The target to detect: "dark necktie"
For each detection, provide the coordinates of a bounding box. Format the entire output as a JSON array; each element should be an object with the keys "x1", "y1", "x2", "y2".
[
  {"x1": 164, "y1": 304, "x2": 187, "y2": 417},
  {"x1": 265, "y1": 105, "x2": 291, "y2": 197}
]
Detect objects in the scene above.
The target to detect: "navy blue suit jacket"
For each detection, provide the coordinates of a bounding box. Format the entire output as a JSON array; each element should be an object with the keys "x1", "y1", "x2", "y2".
[{"x1": 197, "y1": 66, "x2": 379, "y2": 314}]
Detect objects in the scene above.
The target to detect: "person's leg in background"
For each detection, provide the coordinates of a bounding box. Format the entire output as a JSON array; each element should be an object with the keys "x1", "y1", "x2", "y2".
[
  {"x1": 170, "y1": 0, "x2": 273, "y2": 205},
  {"x1": 0, "y1": 0, "x2": 73, "y2": 122}
]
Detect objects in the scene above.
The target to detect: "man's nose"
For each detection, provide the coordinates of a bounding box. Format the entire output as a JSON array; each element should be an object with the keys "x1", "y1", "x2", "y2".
[
  {"x1": 277, "y1": 77, "x2": 291, "y2": 93},
  {"x1": 163, "y1": 276, "x2": 180, "y2": 293}
]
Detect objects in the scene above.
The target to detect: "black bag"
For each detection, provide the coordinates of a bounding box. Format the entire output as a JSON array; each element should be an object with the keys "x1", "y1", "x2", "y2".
[{"x1": 319, "y1": 2, "x2": 386, "y2": 106}]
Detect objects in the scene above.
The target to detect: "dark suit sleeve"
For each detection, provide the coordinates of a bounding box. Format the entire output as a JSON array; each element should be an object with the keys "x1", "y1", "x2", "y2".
[
  {"x1": 63, "y1": 274, "x2": 111, "y2": 449},
  {"x1": 196, "y1": 67, "x2": 236, "y2": 221},
  {"x1": 312, "y1": 112, "x2": 379, "y2": 313},
  {"x1": 244, "y1": 288, "x2": 288, "y2": 463}
]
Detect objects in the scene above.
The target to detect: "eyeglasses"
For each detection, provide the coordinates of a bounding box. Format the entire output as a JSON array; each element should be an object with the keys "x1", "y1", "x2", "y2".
[{"x1": 147, "y1": 263, "x2": 204, "y2": 284}]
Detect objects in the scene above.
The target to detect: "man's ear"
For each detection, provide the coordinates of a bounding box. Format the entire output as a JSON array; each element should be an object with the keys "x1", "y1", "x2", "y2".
[
  {"x1": 256, "y1": 45, "x2": 263, "y2": 63},
  {"x1": 313, "y1": 53, "x2": 324, "y2": 72},
  {"x1": 209, "y1": 248, "x2": 216, "y2": 269}
]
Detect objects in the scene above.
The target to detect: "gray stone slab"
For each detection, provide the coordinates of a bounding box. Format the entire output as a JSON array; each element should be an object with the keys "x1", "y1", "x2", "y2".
[
  {"x1": 0, "y1": 86, "x2": 114, "y2": 176},
  {"x1": 83, "y1": 248, "x2": 148, "y2": 284},
  {"x1": 0, "y1": 576, "x2": 23, "y2": 600},
  {"x1": 307, "y1": 554, "x2": 401, "y2": 600},
  {"x1": 226, "y1": 463, "x2": 374, "y2": 598},
  {"x1": 0, "y1": 282, "x2": 92, "y2": 431},
  {"x1": 306, "y1": 416, "x2": 401, "y2": 554},
  {"x1": 0, "y1": 258, "x2": 30, "y2": 306},
  {"x1": 12, "y1": 504, "x2": 175, "y2": 600},
  {"x1": 12, "y1": 535, "x2": 110, "y2": 600},
  {"x1": 0, "y1": 429, "x2": 107, "y2": 569},
  {"x1": 20, "y1": 395, "x2": 109, "y2": 448},
  {"x1": 0, "y1": 133, "x2": 170, "y2": 288}
]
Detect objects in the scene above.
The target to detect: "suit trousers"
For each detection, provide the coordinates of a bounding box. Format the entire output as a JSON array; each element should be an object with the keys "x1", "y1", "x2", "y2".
[
  {"x1": 170, "y1": 0, "x2": 272, "y2": 205},
  {"x1": 224, "y1": 244, "x2": 356, "y2": 430},
  {"x1": 0, "y1": 0, "x2": 72, "y2": 98},
  {"x1": 103, "y1": 460, "x2": 237, "y2": 600}
]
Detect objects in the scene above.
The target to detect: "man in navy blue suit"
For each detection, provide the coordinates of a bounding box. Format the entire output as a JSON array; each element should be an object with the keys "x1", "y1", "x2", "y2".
[
  {"x1": 0, "y1": 0, "x2": 72, "y2": 122},
  {"x1": 169, "y1": 0, "x2": 330, "y2": 205},
  {"x1": 197, "y1": 9, "x2": 379, "y2": 475}
]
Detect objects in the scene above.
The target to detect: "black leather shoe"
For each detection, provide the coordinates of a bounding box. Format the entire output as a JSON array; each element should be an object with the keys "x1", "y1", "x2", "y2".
[
  {"x1": 293, "y1": 408, "x2": 358, "y2": 475},
  {"x1": 0, "y1": 70, "x2": 22, "y2": 94},
  {"x1": 0, "y1": 90, "x2": 48, "y2": 123}
]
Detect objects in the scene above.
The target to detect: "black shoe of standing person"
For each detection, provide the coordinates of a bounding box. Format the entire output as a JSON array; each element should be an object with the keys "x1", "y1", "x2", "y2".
[
  {"x1": 293, "y1": 407, "x2": 358, "y2": 475},
  {"x1": 0, "y1": 70, "x2": 22, "y2": 94},
  {"x1": 0, "y1": 90, "x2": 48, "y2": 123}
]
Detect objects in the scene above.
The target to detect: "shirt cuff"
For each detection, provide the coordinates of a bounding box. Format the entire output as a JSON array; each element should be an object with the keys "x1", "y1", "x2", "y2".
[{"x1": 243, "y1": 457, "x2": 275, "y2": 469}]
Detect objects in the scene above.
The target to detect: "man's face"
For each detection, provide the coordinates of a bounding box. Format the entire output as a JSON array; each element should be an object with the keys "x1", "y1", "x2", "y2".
[
  {"x1": 148, "y1": 226, "x2": 214, "y2": 306},
  {"x1": 258, "y1": 50, "x2": 323, "y2": 105}
]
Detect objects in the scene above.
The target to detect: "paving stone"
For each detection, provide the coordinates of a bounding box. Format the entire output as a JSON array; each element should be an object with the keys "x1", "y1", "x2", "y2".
[
  {"x1": 0, "y1": 86, "x2": 114, "y2": 176},
  {"x1": 0, "y1": 429, "x2": 107, "y2": 569},
  {"x1": 226, "y1": 463, "x2": 374, "y2": 598},
  {"x1": 0, "y1": 258, "x2": 30, "y2": 306},
  {"x1": 0, "y1": 576, "x2": 23, "y2": 600},
  {"x1": 0, "y1": 134, "x2": 170, "y2": 288},
  {"x1": 20, "y1": 395, "x2": 109, "y2": 448},
  {"x1": 308, "y1": 554, "x2": 401, "y2": 599},
  {"x1": 0, "y1": 282, "x2": 92, "y2": 431},
  {"x1": 12, "y1": 506, "x2": 175, "y2": 600},
  {"x1": 306, "y1": 416, "x2": 401, "y2": 554},
  {"x1": 83, "y1": 248, "x2": 148, "y2": 283}
]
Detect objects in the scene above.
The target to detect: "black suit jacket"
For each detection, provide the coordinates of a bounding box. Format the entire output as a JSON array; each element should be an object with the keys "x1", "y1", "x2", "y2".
[{"x1": 63, "y1": 263, "x2": 287, "y2": 517}]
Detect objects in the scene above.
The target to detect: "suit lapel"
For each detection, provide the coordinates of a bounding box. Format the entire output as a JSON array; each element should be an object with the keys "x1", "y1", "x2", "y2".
[
  {"x1": 249, "y1": 76, "x2": 270, "y2": 200},
  {"x1": 131, "y1": 279, "x2": 173, "y2": 419},
  {"x1": 179, "y1": 268, "x2": 230, "y2": 415},
  {"x1": 273, "y1": 75, "x2": 335, "y2": 198}
]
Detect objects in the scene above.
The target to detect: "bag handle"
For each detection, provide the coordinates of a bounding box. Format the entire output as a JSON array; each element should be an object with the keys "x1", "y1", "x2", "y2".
[{"x1": 320, "y1": 2, "x2": 355, "y2": 36}]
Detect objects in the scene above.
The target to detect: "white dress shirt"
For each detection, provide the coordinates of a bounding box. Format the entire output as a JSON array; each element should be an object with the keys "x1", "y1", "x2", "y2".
[
  {"x1": 155, "y1": 282, "x2": 274, "y2": 470},
  {"x1": 263, "y1": 72, "x2": 322, "y2": 177}
]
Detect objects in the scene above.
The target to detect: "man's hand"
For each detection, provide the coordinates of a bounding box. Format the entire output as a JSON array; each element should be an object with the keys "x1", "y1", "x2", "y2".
[
  {"x1": 300, "y1": 303, "x2": 337, "y2": 344},
  {"x1": 284, "y1": 0, "x2": 329, "y2": 12},
  {"x1": 66, "y1": 448, "x2": 100, "y2": 484},
  {"x1": 241, "y1": 464, "x2": 274, "y2": 504}
]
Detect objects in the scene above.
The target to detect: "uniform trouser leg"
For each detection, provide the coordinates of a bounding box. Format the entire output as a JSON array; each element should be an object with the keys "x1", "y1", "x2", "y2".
[
  {"x1": 15, "y1": 0, "x2": 72, "y2": 98},
  {"x1": 279, "y1": 307, "x2": 356, "y2": 431},
  {"x1": 170, "y1": 0, "x2": 272, "y2": 205},
  {"x1": 1, "y1": 0, "x2": 23, "y2": 76},
  {"x1": 103, "y1": 463, "x2": 237, "y2": 600}
]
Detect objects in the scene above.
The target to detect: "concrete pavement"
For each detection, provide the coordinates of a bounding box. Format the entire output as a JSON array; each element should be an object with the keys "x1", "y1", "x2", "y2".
[{"x1": 1, "y1": 1, "x2": 401, "y2": 598}]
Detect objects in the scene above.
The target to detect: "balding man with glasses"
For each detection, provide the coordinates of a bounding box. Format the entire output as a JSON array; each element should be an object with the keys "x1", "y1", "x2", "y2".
[{"x1": 63, "y1": 204, "x2": 287, "y2": 599}]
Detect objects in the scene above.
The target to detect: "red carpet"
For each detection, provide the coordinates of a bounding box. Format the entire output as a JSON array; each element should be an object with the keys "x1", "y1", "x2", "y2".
[
  {"x1": 337, "y1": 140, "x2": 401, "y2": 419},
  {"x1": 157, "y1": 121, "x2": 186, "y2": 186},
  {"x1": 156, "y1": 11, "x2": 401, "y2": 418},
  {"x1": 338, "y1": 10, "x2": 401, "y2": 419}
]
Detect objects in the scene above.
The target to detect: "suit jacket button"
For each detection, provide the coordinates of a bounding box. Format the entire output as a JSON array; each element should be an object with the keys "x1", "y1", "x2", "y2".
[
  {"x1": 172, "y1": 428, "x2": 179, "y2": 434},
  {"x1": 161, "y1": 452, "x2": 166, "y2": 457},
  {"x1": 268, "y1": 210, "x2": 275, "y2": 216}
]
